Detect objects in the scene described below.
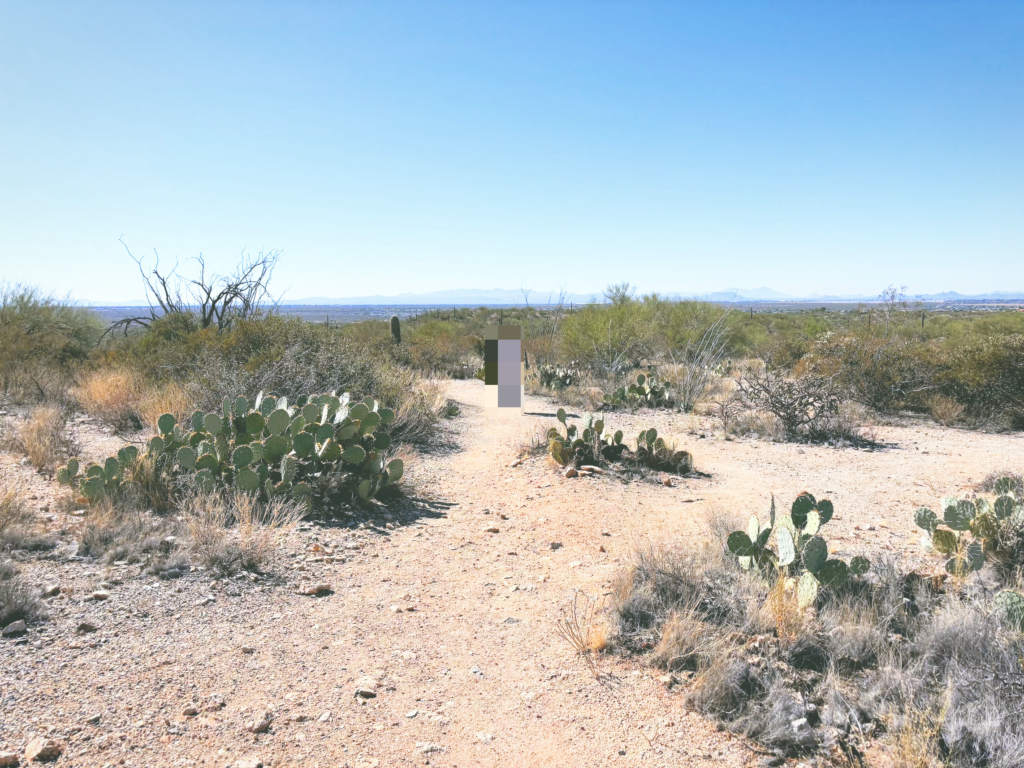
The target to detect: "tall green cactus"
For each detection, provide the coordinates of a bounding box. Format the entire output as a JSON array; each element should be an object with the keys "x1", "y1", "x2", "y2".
[{"x1": 390, "y1": 315, "x2": 401, "y2": 344}]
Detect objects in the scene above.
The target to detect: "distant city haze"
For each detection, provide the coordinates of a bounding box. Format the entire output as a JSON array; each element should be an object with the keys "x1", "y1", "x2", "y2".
[{"x1": 1, "y1": 2, "x2": 1021, "y2": 302}]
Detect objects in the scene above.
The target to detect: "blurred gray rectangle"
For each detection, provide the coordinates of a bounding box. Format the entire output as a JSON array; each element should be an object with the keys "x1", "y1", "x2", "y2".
[
  {"x1": 498, "y1": 384, "x2": 521, "y2": 407},
  {"x1": 497, "y1": 339, "x2": 521, "y2": 363}
]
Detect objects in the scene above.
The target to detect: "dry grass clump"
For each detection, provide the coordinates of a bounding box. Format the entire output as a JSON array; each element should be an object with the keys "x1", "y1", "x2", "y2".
[
  {"x1": 73, "y1": 369, "x2": 194, "y2": 433},
  {"x1": 73, "y1": 368, "x2": 146, "y2": 430},
  {"x1": 0, "y1": 483, "x2": 56, "y2": 553},
  {"x1": 78, "y1": 498, "x2": 178, "y2": 565},
  {"x1": 0, "y1": 559, "x2": 47, "y2": 627},
  {"x1": 183, "y1": 490, "x2": 303, "y2": 574},
  {"x1": 927, "y1": 394, "x2": 966, "y2": 427},
  {"x1": 607, "y1": 525, "x2": 1024, "y2": 765},
  {"x1": 0, "y1": 405, "x2": 76, "y2": 471}
]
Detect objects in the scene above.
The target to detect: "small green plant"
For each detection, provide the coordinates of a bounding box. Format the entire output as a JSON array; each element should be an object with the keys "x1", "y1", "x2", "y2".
[
  {"x1": 727, "y1": 493, "x2": 870, "y2": 609},
  {"x1": 914, "y1": 486, "x2": 1021, "y2": 577},
  {"x1": 603, "y1": 372, "x2": 673, "y2": 410},
  {"x1": 58, "y1": 390, "x2": 404, "y2": 508}
]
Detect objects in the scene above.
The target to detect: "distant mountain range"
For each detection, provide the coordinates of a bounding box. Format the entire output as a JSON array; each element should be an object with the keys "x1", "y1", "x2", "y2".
[
  {"x1": 95, "y1": 286, "x2": 1024, "y2": 307},
  {"x1": 276, "y1": 287, "x2": 1024, "y2": 305}
]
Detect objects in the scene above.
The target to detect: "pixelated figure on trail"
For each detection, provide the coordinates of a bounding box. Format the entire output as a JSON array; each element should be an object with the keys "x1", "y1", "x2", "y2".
[{"x1": 483, "y1": 325, "x2": 523, "y2": 414}]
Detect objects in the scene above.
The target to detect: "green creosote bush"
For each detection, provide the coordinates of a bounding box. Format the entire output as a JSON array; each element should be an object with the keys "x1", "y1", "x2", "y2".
[
  {"x1": 727, "y1": 493, "x2": 870, "y2": 609},
  {"x1": 57, "y1": 390, "x2": 405, "y2": 509}
]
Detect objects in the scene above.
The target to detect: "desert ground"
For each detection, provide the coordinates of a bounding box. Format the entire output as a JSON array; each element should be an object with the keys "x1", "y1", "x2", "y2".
[{"x1": 2, "y1": 380, "x2": 1022, "y2": 768}]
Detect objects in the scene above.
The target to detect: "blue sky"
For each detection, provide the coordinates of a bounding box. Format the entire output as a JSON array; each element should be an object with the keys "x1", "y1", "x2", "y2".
[{"x1": 1, "y1": 1, "x2": 1021, "y2": 302}]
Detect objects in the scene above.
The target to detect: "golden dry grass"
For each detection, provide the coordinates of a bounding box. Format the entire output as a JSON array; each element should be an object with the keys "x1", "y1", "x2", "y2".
[
  {"x1": 135, "y1": 381, "x2": 193, "y2": 432},
  {"x1": 73, "y1": 368, "x2": 145, "y2": 429},
  {"x1": 183, "y1": 490, "x2": 304, "y2": 573},
  {"x1": 0, "y1": 483, "x2": 33, "y2": 538},
  {"x1": 73, "y1": 369, "x2": 194, "y2": 432},
  {"x1": 1, "y1": 406, "x2": 75, "y2": 471}
]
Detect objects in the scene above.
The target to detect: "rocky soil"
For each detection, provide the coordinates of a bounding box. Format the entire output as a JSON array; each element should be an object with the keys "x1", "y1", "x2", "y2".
[{"x1": 1, "y1": 381, "x2": 1022, "y2": 767}]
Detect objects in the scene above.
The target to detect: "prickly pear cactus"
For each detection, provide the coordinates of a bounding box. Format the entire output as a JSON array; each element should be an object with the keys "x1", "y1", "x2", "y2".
[
  {"x1": 725, "y1": 492, "x2": 869, "y2": 606},
  {"x1": 56, "y1": 389, "x2": 404, "y2": 508},
  {"x1": 993, "y1": 590, "x2": 1024, "y2": 631}
]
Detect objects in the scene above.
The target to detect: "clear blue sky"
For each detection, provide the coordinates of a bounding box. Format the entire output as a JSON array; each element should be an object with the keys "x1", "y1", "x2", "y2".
[{"x1": 1, "y1": 1, "x2": 1022, "y2": 302}]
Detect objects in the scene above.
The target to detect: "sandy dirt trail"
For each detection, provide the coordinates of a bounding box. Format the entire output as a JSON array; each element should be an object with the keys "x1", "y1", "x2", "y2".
[{"x1": 2, "y1": 380, "x2": 1022, "y2": 767}]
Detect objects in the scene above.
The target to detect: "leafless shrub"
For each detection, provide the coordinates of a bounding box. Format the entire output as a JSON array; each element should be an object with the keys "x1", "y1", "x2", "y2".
[
  {"x1": 927, "y1": 395, "x2": 965, "y2": 427},
  {"x1": 108, "y1": 240, "x2": 280, "y2": 336},
  {"x1": 0, "y1": 484, "x2": 33, "y2": 541},
  {"x1": 555, "y1": 591, "x2": 602, "y2": 677},
  {"x1": 78, "y1": 499, "x2": 177, "y2": 564},
  {"x1": 667, "y1": 310, "x2": 731, "y2": 412}
]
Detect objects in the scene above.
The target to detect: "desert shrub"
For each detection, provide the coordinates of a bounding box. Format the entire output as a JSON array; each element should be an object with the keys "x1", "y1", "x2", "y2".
[
  {"x1": 404, "y1": 319, "x2": 478, "y2": 378},
  {"x1": 926, "y1": 394, "x2": 965, "y2": 427},
  {"x1": 806, "y1": 332, "x2": 934, "y2": 413},
  {"x1": 933, "y1": 334, "x2": 1024, "y2": 429},
  {"x1": 0, "y1": 485, "x2": 33, "y2": 542},
  {"x1": 0, "y1": 560, "x2": 46, "y2": 627},
  {"x1": 0, "y1": 405, "x2": 76, "y2": 471},
  {"x1": 0, "y1": 284, "x2": 102, "y2": 402},
  {"x1": 183, "y1": 489, "x2": 303, "y2": 574},
  {"x1": 78, "y1": 499, "x2": 178, "y2": 564}
]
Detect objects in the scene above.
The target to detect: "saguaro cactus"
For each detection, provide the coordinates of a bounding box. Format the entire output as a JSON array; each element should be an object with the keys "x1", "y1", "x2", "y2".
[{"x1": 390, "y1": 315, "x2": 401, "y2": 344}]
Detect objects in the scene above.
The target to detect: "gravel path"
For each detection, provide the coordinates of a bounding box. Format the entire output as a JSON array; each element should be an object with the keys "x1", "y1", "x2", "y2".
[{"x1": 1, "y1": 381, "x2": 1022, "y2": 767}]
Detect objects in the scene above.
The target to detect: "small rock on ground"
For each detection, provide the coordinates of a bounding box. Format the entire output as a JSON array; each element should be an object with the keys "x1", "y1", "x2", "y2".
[{"x1": 25, "y1": 737, "x2": 63, "y2": 762}]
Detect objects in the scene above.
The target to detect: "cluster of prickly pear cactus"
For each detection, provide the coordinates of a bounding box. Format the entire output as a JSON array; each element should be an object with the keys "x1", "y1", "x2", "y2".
[
  {"x1": 57, "y1": 391, "x2": 404, "y2": 508},
  {"x1": 538, "y1": 364, "x2": 581, "y2": 391},
  {"x1": 57, "y1": 446, "x2": 141, "y2": 503},
  {"x1": 547, "y1": 409, "x2": 627, "y2": 467},
  {"x1": 632, "y1": 427, "x2": 692, "y2": 474},
  {"x1": 727, "y1": 493, "x2": 870, "y2": 609},
  {"x1": 993, "y1": 589, "x2": 1024, "y2": 631},
  {"x1": 914, "y1": 488, "x2": 1021, "y2": 576},
  {"x1": 603, "y1": 373, "x2": 673, "y2": 410}
]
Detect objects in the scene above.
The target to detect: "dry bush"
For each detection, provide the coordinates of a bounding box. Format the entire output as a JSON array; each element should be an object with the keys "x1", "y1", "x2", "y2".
[
  {"x1": 650, "y1": 606, "x2": 729, "y2": 672},
  {"x1": 78, "y1": 499, "x2": 178, "y2": 565},
  {"x1": 0, "y1": 484, "x2": 33, "y2": 540},
  {"x1": 73, "y1": 368, "x2": 146, "y2": 430},
  {"x1": 726, "y1": 409, "x2": 784, "y2": 441},
  {"x1": 0, "y1": 484, "x2": 55, "y2": 553},
  {"x1": 555, "y1": 591, "x2": 602, "y2": 677},
  {"x1": 183, "y1": 490, "x2": 303, "y2": 574},
  {"x1": 0, "y1": 559, "x2": 46, "y2": 626},
  {"x1": 1, "y1": 406, "x2": 76, "y2": 471},
  {"x1": 135, "y1": 381, "x2": 193, "y2": 432},
  {"x1": 927, "y1": 394, "x2": 965, "y2": 427}
]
